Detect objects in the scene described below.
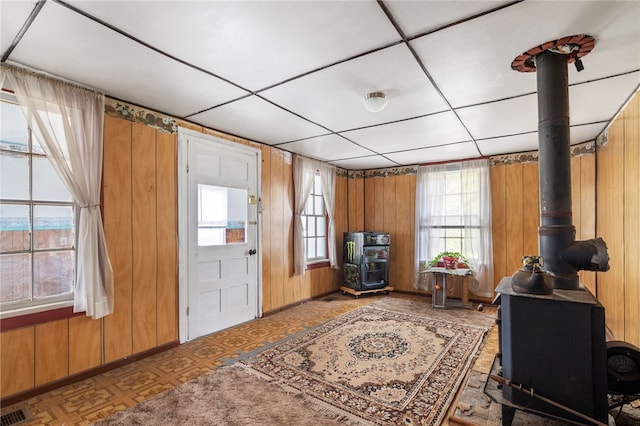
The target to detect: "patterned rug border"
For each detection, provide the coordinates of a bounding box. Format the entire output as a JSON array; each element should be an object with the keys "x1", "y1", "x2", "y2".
[{"x1": 238, "y1": 301, "x2": 492, "y2": 426}]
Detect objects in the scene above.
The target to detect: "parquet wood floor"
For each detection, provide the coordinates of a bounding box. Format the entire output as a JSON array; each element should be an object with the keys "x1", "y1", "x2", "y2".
[{"x1": 1, "y1": 292, "x2": 498, "y2": 425}]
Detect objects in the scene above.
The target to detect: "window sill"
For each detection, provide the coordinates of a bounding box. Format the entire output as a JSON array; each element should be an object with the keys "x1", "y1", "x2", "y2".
[
  {"x1": 1, "y1": 301, "x2": 82, "y2": 331},
  {"x1": 306, "y1": 260, "x2": 330, "y2": 270}
]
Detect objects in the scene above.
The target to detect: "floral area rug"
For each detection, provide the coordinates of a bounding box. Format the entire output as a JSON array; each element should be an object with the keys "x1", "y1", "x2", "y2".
[
  {"x1": 93, "y1": 297, "x2": 492, "y2": 426},
  {"x1": 240, "y1": 299, "x2": 491, "y2": 426}
]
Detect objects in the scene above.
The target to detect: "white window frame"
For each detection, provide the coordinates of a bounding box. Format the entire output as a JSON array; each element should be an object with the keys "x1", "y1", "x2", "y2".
[
  {"x1": 0, "y1": 95, "x2": 76, "y2": 318},
  {"x1": 302, "y1": 172, "x2": 328, "y2": 264}
]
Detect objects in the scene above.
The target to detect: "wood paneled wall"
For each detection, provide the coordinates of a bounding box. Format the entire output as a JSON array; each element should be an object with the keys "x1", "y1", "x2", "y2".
[
  {"x1": 490, "y1": 156, "x2": 597, "y2": 294},
  {"x1": 2, "y1": 91, "x2": 638, "y2": 400},
  {"x1": 597, "y1": 91, "x2": 640, "y2": 346},
  {"x1": 259, "y1": 148, "x2": 347, "y2": 313},
  {"x1": 352, "y1": 174, "x2": 416, "y2": 293},
  {"x1": 1, "y1": 115, "x2": 179, "y2": 399}
]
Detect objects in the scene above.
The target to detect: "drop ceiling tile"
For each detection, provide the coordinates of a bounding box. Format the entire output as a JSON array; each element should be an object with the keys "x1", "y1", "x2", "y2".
[
  {"x1": 66, "y1": 0, "x2": 400, "y2": 91},
  {"x1": 8, "y1": 2, "x2": 248, "y2": 118},
  {"x1": 276, "y1": 135, "x2": 374, "y2": 162},
  {"x1": 385, "y1": 141, "x2": 481, "y2": 166},
  {"x1": 260, "y1": 43, "x2": 448, "y2": 132},
  {"x1": 477, "y1": 133, "x2": 539, "y2": 156},
  {"x1": 477, "y1": 122, "x2": 608, "y2": 156},
  {"x1": 340, "y1": 111, "x2": 471, "y2": 154},
  {"x1": 410, "y1": 1, "x2": 640, "y2": 108},
  {"x1": 570, "y1": 122, "x2": 608, "y2": 145},
  {"x1": 456, "y1": 95, "x2": 538, "y2": 140},
  {"x1": 570, "y1": 73, "x2": 640, "y2": 125},
  {"x1": 330, "y1": 155, "x2": 398, "y2": 171},
  {"x1": 386, "y1": 1, "x2": 509, "y2": 39},
  {"x1": 1, "y1": 0, "x2": 38, "y2": 56},
  {"x1": 188, "y1": 95, "x2": 328, "y2": 145}
]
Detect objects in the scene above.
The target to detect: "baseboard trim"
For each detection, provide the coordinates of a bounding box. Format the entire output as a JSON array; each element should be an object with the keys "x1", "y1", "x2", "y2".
[{"x1": 1, "y1": 340, "x2": 180, "y2": 407}]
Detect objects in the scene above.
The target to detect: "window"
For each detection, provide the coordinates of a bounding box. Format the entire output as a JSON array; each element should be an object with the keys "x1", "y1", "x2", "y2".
[
  {"x1": 427, "y1": 169, "x2": 480, "y2": 255},
  {"x1": 0, "y1": 97, "x2": 76, "y2": 316},
  {"x1": 302, "y1": 172, "x2": 327, "y2": 263},
  {"x1": 415, "y1": 160, "x2": 494, "y2": 297}
]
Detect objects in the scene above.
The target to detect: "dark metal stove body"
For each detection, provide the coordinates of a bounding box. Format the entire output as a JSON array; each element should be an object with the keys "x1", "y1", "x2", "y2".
[{"x1": 497, "y1": 278, "x2": 608, "y2": 424}]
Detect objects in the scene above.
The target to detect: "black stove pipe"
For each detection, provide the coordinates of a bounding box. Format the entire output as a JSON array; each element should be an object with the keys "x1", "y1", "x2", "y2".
[{"x1": 535, "y1": 50, "x2": 609, "y2": 290}]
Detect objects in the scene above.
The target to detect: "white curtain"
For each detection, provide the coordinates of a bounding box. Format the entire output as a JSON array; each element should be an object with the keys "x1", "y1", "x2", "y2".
[
  {"x1": 319, "y1": 161, "x2": 337, "y2": 270},
  {"x1": 414, "y1": 159, "x2": 494, "y2": 297},
  {"x1": 2, "y1": 64, "x2": 114, "y2": 319},
  {"x1": 292, "y1": 155, "x2": 337, "y2": 275}
]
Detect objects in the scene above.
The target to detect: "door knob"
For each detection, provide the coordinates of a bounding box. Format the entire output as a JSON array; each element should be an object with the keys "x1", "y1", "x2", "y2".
[{"x1": 249, "y1": 249, "x2": 257, "y2": 256}]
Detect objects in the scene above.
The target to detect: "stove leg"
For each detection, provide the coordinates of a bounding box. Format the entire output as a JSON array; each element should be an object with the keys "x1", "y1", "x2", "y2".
[{"x1": 502, "y1": 405, "x2": 515, "y2": 426}]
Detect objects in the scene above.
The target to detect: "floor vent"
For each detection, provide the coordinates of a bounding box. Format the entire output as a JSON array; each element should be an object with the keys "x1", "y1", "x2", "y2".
[{"x1": 1, "y1": 408, "x2": 31, "y2": 426}]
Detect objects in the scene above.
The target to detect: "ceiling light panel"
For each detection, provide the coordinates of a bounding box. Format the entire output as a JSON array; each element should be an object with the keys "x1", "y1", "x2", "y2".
[
  {"x1": 261, "y1": 43, "x2": 448, "y2": 132},
  {"x1": 67, "y1": 0, "x2": 401, "y2": 91},
  {"x1": 8, "y1": 2, "x2": 248, "y2": 118}
]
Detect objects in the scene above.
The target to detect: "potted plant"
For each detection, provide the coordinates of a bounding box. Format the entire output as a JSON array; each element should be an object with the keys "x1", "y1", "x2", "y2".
[{"x1": 428, "y1": 251, "x2": 472, "y2": 270}]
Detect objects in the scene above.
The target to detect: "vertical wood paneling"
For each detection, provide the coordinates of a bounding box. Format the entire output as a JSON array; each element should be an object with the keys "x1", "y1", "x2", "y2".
[
  {"x1": 383, "y1": 177, "x2": 397, "y2": 286},
  {"x1": 505, "y1": 164, "x2": 524, "y2": 275},
  {"x1": 578, "y1": 155, "x2": 597, "y2": 294},
  {"x1": 335, "y1": 174, "x2": 348, "y2": 288},
  {"x1": 68, "y1": 316, "x2": 101, "y2": 375},
  {"x1": 35, "y1": 320, "x2": 68, "y2": 386},
  {"x1": 0, "y1": 327, "x2": 34, "y2": 397},
  {"x1": 103, "y1": 115, "x2": 133, "y2": 362},
  {"x1": 131, "y1": 123, "x2": 157, "y2": 353},
  {"x1": 373, "y1": 178, "x2": 384, "y2": 231},
  {"x1": 394, "y1": 174, "x2": 414, "y2": 291},
  {"x1": 571, "y1": 156, "x2": 582, "y2": 241},
  {"x1": 347, "y1": 176, "x2": 364, "y2": 232},
  {"x1": 364, "y1": 177, "x2": 375, "y2": 230},
  {"x1": 269, "y1": 150, "x2": 285, "y2": 310},
  {"x1": 260, "y1": 146, "x2": 272, "y2": 312},
  {"x1": 156, "y1": 131, "x2": 177, "y2": 345},
  {"x1": 597, "y1": 117, "x2": 626, "y2": 338},
  {"x1": 522, "y1": 163, "x2": 539, "y2": 256},
  {"x1": 623, "y1": 94, "x2": 640, "y2": 346},
  {"x1": 490, "y1": 165, "x2": 507, "y2": 284}
]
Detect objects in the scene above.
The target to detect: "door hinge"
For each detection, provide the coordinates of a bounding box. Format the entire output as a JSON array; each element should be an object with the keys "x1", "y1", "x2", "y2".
[
  {"x1": 186, "y1": 306, "x2": 189, "y2": 316},
  {"x1": 186, "y1": 164, "x2": 189, "y2": 173}
]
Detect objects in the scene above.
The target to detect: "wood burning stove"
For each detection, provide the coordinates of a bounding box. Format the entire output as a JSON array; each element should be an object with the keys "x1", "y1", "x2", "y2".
[{"x1": 490, "y1": 39, "x2": 612, "y2": 425}]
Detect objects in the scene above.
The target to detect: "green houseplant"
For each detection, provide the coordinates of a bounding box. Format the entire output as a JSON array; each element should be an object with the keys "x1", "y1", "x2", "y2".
[{"x1": 428, "y1": 251, "x2": 472, "y2": 270}]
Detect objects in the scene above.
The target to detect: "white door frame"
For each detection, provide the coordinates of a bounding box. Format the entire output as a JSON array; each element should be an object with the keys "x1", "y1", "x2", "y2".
[{"x1": 177, "y1": 127, "x2": 262, "y2": 343}]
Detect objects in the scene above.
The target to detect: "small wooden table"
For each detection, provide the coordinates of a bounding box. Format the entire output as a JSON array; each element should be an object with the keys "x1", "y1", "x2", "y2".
[{"x1": 421, "y1": 267, "x2": 473, "y2": 309}]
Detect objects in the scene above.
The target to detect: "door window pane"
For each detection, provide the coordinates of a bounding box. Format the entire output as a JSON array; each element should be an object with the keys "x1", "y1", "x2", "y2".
[{"x1": 198, "y1": 184, "x2": 247, "y2": 246}]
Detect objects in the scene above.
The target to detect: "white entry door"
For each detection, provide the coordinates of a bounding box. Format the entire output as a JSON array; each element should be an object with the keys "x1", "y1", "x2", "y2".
[{"x1": 179, "y1": 129, "x2": 260, "y2": 341}]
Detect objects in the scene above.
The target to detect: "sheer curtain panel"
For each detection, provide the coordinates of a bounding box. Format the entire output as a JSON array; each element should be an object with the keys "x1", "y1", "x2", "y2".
[
  {"x1": 414, "y1": 159, "x2": 494, "y2": 298},
  {"x1": 3, "y1": 64, "x2": 114, "y2": 319},
  {"x1": 292, "y1": 155, "x2": 337, "y2": 275}
]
